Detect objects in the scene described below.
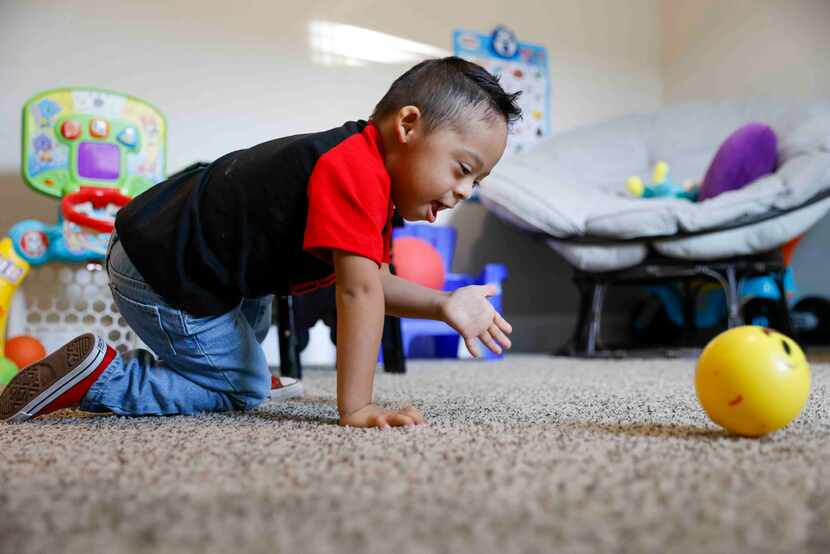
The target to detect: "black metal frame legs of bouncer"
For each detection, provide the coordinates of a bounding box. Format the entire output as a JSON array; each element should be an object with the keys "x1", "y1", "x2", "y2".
[{"x1": 557, "y1": 250, "x2": 794, "y2": 357}]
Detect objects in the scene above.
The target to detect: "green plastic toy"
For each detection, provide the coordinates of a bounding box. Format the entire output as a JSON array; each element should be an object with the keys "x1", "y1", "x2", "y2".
[
  {"x1": 21, "y1": 87, "x2": 166, "y2": 199},
  {"x1": 0, "y1": 356, "x2": 19, "y2": 390}
]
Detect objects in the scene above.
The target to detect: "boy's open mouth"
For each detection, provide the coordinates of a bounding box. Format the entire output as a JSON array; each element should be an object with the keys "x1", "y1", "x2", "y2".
[
  {"x1": 427, "y1": 201, "x2": 450, "y2": 222},
  {"x1": 427, "y1": 201, "x2": 439, "y2": 222}
]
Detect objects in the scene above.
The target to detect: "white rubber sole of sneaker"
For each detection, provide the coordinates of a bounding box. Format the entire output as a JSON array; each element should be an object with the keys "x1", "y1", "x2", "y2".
[
  {"x1": 269, "y1": 379, "x2": 304, "y2": 401},
  {"x1": 6, "y1": 334, "x2": 107, "y2": 423}
]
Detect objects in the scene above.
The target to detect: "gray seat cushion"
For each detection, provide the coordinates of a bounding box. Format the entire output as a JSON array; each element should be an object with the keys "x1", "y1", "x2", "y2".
[{"x1": 480, "y1": 98, "x2": 830, "y2": 271}]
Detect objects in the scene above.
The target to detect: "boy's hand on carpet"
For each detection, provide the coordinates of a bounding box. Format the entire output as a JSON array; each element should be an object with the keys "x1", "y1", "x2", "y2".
[
  {"x1": 340, "y1": 404, "x2": 426, "y2": 429},
  {"x1": 441, "y1": 284, "x2": 512, "y2": 358}
]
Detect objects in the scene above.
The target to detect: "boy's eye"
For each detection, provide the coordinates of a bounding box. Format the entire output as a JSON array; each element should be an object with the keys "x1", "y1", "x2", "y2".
[{"x1": 459, "y1": 162, "x2": 471, "y2": 176}]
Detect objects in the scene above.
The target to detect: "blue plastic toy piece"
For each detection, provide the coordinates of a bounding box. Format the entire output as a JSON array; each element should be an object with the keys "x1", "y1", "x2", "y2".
[
  {"x1": 8, "y1": 217, "x2": 103, "y2": 266},
  {"x1": 391, "y1": 224, "x2": 508, "y2": 360},
  {"x1": 637, "y1": 267, "x2": 797, "y2": 332},
  {"x1": 392, "y1": 222, "x2": 457, "y2": 270}
]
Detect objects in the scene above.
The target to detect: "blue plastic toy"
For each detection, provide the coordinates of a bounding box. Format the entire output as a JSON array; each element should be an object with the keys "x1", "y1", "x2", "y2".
[
  {"x1": 8, "y1": 219, "x2": 100, "y2": 266},
  {"x1": 634, "y1": 270, "x2": 796, "y2": 332},
  {"x1": 390, "y1": 224, "x2": 508, "y2": 360}
]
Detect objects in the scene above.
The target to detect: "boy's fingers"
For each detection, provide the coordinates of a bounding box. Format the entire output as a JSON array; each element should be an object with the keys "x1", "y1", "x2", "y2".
[
  {"x1": 479, "y1": 330, "x2": 502, "y2": 355},
  {"x1": 490, "y1": 324, "x2": 512, "y2": 350},
  {"x1": 494, "y1": 312, "x2": 513, "y2": 334},
  {"x1": 388, "y1": 413, "x2": 415, "y2": 427},
  {"x1": 465, "y1": 337, "x2": 482, "y2": 358},
  {"x1": 480, "y1": 284, "x2": 498, "y2": 297},
  {"x1": 402, "y1": 406, "x2": 425, "y2": 425}
]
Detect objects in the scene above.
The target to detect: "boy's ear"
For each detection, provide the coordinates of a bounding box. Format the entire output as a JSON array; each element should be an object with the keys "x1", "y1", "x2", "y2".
[{"x1": 396, "y1": 105, "x2": 421, "y2": 144}]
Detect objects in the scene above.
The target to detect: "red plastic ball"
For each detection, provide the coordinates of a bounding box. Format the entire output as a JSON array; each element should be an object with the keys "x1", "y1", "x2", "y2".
[
  {"x1": 392, "y1": 237, "x2": 445, "y2": 290},
  {"x1": 5, "y1": 335, "x2": 47, "y2": 368}
]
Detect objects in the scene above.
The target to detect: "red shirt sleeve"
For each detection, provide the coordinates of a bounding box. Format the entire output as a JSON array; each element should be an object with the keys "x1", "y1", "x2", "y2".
[{"x1": 303, "y1": 134, "x2": 392, "y2": 266}]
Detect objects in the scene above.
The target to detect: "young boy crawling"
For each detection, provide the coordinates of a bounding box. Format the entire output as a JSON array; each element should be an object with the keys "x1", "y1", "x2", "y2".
[{"x1": 0, "y1": 57, "x2": 521, "y2": 428}]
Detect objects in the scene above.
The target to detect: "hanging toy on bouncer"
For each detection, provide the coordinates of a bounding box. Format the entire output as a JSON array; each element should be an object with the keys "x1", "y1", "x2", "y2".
[{"x1": 626, "y1": 161, "x2": 699, "y2": 202}]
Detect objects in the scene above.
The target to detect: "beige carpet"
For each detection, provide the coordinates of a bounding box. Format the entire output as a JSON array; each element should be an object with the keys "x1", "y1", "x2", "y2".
[{"x1": 1, "y1": 354, "x2": 830, "y2": 554}]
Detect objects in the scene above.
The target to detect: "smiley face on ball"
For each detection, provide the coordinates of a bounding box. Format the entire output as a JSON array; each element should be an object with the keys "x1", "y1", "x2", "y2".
[{"x1": 758, "y1": 327, "x2": 808, "y2": 373}]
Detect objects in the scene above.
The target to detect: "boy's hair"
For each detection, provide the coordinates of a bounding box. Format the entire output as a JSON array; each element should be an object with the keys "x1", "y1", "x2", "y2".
[{"x1": 371, "y1": 57, "x2": 522, "y2": 132}]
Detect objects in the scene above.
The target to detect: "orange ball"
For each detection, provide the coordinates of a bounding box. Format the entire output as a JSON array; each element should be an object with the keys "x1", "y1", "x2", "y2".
[
  {"x1": 392, "y1": 237, "x2": 446, "y2": 290},
  {"x1": 5, "y1": 335, "x2": 47, "y2": 368}
]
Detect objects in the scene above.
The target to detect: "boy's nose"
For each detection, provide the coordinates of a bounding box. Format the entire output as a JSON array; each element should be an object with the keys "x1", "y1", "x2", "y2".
[{"x1": 453, "y1": 182, "x2": 474, "y2": 202}]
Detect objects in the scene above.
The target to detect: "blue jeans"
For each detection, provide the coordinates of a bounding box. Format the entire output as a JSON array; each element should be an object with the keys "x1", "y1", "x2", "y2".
[{"x1": 80, "y1": 234, "x2": 273, "y2": 415}]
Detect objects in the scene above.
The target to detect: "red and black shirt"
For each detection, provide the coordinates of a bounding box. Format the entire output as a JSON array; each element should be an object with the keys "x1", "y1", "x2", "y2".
[{"x1": 115, "y1": 120, "x2": 393, "y2": 316}]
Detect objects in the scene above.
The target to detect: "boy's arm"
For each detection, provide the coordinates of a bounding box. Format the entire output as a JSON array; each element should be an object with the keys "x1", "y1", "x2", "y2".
[
  {"x1": 333, "y1": 251, "x2": 425, "y2": 428},
  {"x1": 379, "y1": 263, "x2": 449, "y2": 319}
]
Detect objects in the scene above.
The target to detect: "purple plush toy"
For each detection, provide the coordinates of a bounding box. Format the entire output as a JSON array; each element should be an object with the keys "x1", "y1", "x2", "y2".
[{"x1": 698, "y1": 123, "x2": 778, "y2": 201}]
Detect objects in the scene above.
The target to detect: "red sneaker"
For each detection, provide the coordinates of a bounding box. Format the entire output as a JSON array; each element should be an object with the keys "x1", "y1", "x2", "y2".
[
  {"x1": 0, "y1": 333, "x2": 115, "y2": 423},
  {"x1": 270, "y1": 375, "x2": 303, "y2": 401}
]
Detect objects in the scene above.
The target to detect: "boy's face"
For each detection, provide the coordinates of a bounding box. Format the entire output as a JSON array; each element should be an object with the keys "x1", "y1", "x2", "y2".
[{"x1": 384, "y1": 107, "x2": 508, "y2": 222}]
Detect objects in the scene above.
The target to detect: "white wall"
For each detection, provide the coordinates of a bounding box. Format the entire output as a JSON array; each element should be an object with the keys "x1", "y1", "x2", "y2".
[
  {"x1": 0, "y1": 0, "x2": 663, "y2": 351},
  {"x1": 0, "y1": 0, "x2": 662, "y2": 172},
  {"x1": 660, "y1": 0, "x2": 830, "y2": 102}
]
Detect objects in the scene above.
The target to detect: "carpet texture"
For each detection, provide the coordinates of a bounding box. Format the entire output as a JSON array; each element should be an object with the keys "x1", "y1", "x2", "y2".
[{"x1": 1, "y1": 355, "x2": 830, "y2": 554}]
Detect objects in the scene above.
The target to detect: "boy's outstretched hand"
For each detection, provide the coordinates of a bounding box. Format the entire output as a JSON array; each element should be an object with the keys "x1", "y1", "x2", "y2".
[{"x1": 440, "y1": 284, "x2": 512, "y2": 358}]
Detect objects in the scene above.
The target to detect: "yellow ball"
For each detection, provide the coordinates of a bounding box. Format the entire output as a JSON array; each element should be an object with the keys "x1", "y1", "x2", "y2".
[{"x1": 695, "y1": 326, "x2": 810, "y2": 437}]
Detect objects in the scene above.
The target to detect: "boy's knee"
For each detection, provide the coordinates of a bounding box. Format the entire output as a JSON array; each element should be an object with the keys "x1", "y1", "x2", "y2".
[{"x1": 228, "y1": 371, "x2": 271, "y2": 410}]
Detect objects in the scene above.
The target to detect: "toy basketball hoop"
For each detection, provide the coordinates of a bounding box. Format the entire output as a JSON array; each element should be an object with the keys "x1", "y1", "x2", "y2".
[{"x1": 61, "y1": 187, "x2": 132, "y2": 255}]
